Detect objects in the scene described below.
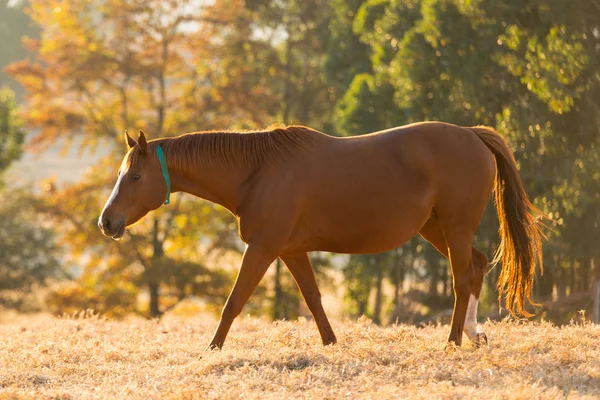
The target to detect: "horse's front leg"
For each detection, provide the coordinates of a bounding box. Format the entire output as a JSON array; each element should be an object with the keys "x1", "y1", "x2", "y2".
[{"x1": 208, "y1": 243, "x2": 278, "y2": 350}]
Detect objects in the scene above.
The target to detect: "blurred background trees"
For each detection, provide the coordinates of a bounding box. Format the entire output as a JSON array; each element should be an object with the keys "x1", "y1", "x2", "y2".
[
  {"x1": 0, "y1": 88, "x2": 25, "y2": 177},
  {"x1": 1, "y1": 0, "x2": 599, "y2": 324},
  {"x1": 0, "y1": 87, "x2": 64, "y2": 310}
]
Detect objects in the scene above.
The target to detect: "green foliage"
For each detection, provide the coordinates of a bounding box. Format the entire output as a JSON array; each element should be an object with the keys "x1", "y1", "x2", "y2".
[
  {"x1": 0, "y1": 88, "x2": 25, "y2": 180},
  {"x1": 246, "y1": 0, "x2": 335, "y2": 126},
  {"x1": 336, "y1": 0, "x2": 600, "y2": 320},
  {"x1": 324, "y1": 0, "x2": 372, "y2": 129},
  {"x1": 0, "y1": 190, "x2": 64, "y2": 309},
  {"x1": 334, "y1": 73, "x2": 377, "y2": 135},
  {"x1": 0, "y1": 87, "x2": 62, "y2": 310}
]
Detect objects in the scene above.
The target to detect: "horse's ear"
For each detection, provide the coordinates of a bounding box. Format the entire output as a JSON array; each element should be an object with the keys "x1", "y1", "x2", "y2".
[
  {"x1": 138, "y1": 130, "x2": 148, "y2": 155},
  {"x1": 125, "y1": 130, "x2": 137, "y2": 150}
]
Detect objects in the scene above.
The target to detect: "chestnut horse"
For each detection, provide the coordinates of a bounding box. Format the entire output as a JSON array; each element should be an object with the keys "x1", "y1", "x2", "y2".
[{"x1": 99, "y1": 122, "x2": 543, "y2": 349}]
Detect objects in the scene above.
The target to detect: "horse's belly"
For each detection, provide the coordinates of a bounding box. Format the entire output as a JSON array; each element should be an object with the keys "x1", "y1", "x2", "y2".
[
  {"x1": 314, "y1": 232, "x2": 414, "y2": 254},
  {"x1": 319, "y1": 213, "x2": 427, "y2": 254},
  {"x1": 287, "y1": 191, "x2": 433, "y2": 255}
]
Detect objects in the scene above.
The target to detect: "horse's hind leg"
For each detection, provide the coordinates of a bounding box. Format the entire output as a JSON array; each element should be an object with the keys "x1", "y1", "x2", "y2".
[
  {"x1": 444, "y1": 230, "x2": 476, "y2": 346},
  {"x1": 419, "y1": 217, "x2": 488, "y2": 346},
  {"x1": 281, "y1": 253, "x2": 337, "y2": 345},
  {"x1": 465, "y1": 248, "x2": 488, "y2": 345}
]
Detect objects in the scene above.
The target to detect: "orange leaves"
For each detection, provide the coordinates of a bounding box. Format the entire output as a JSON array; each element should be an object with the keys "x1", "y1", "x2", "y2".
[
  {"x1": 4, "y1": 60, "x2": 47, "y2": 93},
  {"x1": 7, "y1": 0, "x2": 285, "y2": 149},
  {"x1": 6, "y1": 0, "x2": 285, "y2": 317}
]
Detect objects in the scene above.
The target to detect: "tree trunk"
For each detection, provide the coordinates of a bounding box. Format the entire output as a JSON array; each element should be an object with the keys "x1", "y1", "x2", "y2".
[
  {"x1": 557, "y1": 259, "x2": 566, "y2": 299},
  {"x1": 593, "y1": 281, "x2": 600, "y2": 324},
  {"x1": 570, "y1": 260, "x2": 576, "y2": 295},
  {"x1": 373, "y1": 265, "x2": 384, "y2": 325},
  {"x1": 537, "y1": 263, "x2": 554, "y2": 298},
  {"x1": 441, "y1": 263, "x2": 449, "y2": 298},
  {"x1": 428, "y1": 260, "x2": 439, "y2": 297},
  {"x1": 392, "y1": 251, "x2": 403, "y2": 307},
  {"x1": 282, "y1": 3, "x2": 292, "y2": 124},
  {"x1": 272, "y1": 259, "x2": 284, "y2": 320},
  {"x1": 157, "y1": 37, "x2": 168, "y2": 136},
  {"x1": 582, "y1": 258, "x2": 590, "y2": 292},
  {"x1": 147, "y1": 217, "x2": 164, "y2": 318},
  {"x1": 149, "y1": 281, "x2": 160, "y2": 318},
  {"x1": 592, "y1": 259, "x2": 599, "y2": 324},
  {"x1": 358, "y1": 299, "x2": 367, "y2": 317}
]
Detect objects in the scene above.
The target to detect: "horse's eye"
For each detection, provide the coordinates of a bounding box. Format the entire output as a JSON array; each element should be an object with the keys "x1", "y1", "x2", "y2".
[{"x1": 131, "y1": 174, "x2": 141, "y2": 181}]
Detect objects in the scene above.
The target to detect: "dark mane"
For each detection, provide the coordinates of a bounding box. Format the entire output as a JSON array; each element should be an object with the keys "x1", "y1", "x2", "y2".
[{"x1": 126, "y1": 125, "x2": 318, "y2": 172}]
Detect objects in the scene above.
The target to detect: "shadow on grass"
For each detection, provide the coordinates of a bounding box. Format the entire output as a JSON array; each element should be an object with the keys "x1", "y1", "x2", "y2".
[{"x1": 203, "y1": 354, "x2": 327, "y2": 374}]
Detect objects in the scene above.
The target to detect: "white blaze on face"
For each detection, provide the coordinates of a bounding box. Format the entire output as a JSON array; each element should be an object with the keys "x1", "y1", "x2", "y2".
[
  {"x1": 103, "y1": 170, "x2": 126, "y2": 211},
  {"x1": 464, "y1": 294, "x2": 482, "y2": 342}
]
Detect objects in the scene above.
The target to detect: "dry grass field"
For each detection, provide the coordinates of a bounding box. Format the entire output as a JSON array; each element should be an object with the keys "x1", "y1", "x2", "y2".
[{"x1": 1, "y1": 313, "x2": 599, "y2": 399}]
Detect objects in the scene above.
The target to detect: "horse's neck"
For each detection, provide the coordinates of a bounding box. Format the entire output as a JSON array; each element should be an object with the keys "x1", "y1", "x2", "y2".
[
  {"x1": 162, "y1": 128, "x2": 312, "y2": 212},
  {"x1": 167, "y1": 142, "x2": 252, "y2": 214}
]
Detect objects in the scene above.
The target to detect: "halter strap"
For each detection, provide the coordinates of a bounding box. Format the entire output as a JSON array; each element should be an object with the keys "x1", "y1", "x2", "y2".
[{"x1": 156, "y1": 145, "x2": 171, "y2": 205}]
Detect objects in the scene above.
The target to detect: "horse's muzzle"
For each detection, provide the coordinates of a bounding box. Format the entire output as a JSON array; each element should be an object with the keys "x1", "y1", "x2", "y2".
[{"x1": 98, "y1": 216, "x2": 125, "y2": 240}]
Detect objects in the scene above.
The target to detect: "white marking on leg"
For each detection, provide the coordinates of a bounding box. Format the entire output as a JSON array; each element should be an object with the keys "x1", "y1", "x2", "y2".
[{"x1": 464, "y1": 294, "x2": 482, "y2": 342}]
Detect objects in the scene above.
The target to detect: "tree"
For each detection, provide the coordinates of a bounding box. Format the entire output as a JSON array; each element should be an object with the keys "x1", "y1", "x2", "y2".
[
  {"x1": 325, "y1": 0, "x2": 371, "y2": 97},
  {"x1": 0, "y1": 190, "x2": 64, "y2": 310},
  {"x1": 335, "y1": 0, "x2": 600, "y2": 321},
  {"x1": 245, "y1": 0, "x2": 334, "y2": 126},
  {"x1": 0, "y1": 88, "x2": 25, "y2": 181},
  {"x1": 7, "y1": 0, "x2": 281, "y2": 318},
  {"x1": 0, "y1": 88, "x2": 63, "y2": 310}
]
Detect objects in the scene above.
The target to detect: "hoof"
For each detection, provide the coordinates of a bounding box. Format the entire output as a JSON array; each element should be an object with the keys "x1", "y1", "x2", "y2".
[
  {"x1": 205, "y1": 343, "x2": 222, "y2": 352},
  {"x1": 474, "y1": 332, "x2": 488, "y2": 347},
  {"x1": 322, "y1": 337, "x2": 337, "y2": 346},
  {"x1": 444, "y1": 341, "x2": 460, "y2": 351}
]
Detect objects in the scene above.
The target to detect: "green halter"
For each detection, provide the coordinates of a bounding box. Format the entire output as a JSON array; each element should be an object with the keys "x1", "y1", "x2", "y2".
[{"x1": 156, "y1": 145, "x2": 171, "y2": 205}]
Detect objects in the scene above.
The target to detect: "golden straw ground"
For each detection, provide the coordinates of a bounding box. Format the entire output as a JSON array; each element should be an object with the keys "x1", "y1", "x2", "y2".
[{"x1": 1, "y1": 315, "x2": 599, "y2": 399}]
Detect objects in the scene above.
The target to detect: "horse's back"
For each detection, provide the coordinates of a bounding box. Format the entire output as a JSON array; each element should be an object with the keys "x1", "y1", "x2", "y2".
[{"x1": 305, "y1": 121, "x2": 495, "y2": 188}]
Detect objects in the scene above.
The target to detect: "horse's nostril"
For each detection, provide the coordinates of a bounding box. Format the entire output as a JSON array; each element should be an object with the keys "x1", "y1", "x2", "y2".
[{"x1": 102, "y1": 218, "x2": 111, "y2": 231}]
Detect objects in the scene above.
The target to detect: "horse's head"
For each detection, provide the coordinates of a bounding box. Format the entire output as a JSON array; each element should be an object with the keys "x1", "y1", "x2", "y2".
[{"x1": 98, "y1": 130, "x2": 169, "y2": 240}]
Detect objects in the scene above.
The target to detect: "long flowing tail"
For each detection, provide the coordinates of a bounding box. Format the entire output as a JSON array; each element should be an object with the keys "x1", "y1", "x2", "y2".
[{"x1": 470, "y1": 126, "x2": 544, "y2": 316}]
